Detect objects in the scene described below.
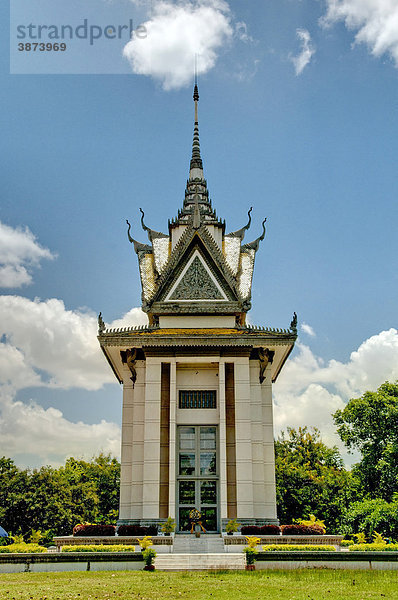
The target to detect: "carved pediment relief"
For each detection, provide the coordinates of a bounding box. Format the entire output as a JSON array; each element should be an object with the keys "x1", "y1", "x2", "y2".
[{"x1": 167, "y1": 253, "x2": 226, "y2": 301}]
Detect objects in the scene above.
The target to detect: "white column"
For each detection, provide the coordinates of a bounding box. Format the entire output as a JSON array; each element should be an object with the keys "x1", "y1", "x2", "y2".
[
  {"x1": 218, "y1": 358, "x2": 228, "y2": 522},
  {"x1": 261, "y1": 362, "x2": 277, "y2": 520},
  {"x1": 142, "y1": 357, "x2": 162, "y2": 519},
  {"x1": 249, "y1": 359, "x2": 267, "y2": 519},
  {"x1": 119, "y1": 366, "x2": 134, "y2": 521},
  {"x1": 234, "y1": 356, "x2": 254, "y2": 519},
  {"x1": 119, "y1": 360, "x2": 146, "y2": 521},
  {"x1": 168, "y1": 359, "x2": 177, "y2": 519}
]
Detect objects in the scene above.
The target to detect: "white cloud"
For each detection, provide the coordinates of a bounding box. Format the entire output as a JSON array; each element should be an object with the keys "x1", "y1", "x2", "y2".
[
  {"x1": 108, "y1": 307, "x2": 148, "y2": 330},
  {"x1": 0, "y1": 296, "x2": 147, "y2": 391},
  {"x1": 301, "y1": 322, "x2": 316, "y2": 337},
  {"x1": 0, "y1": 295, "x2": 147, "y2": 465},
  {"x1": 322, "y1": 0, "x2": 398, "y2": 66},
  {"x1": 235, "y1": 21, "x2": 253, "y2": 44},
  {"x1": 124, "y1": 0, "x2": 234, "y2": 89},
  {"x1": 0, "y1": 389, "x2": 121, "y2": 466},
  {"x1": 273, "y1": 328, "x2": 398, "y2": 462},
  {"x1": 0, "y1": 222, "x2": 55, "y2": 288},
  {"x1": 290, "y1": 28, "x2": 315, "y2": 75}
]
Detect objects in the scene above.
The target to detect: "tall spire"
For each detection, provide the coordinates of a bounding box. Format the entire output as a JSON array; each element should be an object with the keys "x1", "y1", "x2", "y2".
[
  {"x1": 190, "y1": 78, "x2": 204, "y2": 177},
  {"x1": 169, "y1": 80, "x2": 224, "y2": 231}
]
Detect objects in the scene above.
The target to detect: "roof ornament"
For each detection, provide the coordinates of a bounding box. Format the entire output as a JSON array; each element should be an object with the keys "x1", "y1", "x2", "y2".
[
  {"x1": 228, "y1": 207, "x2": 253, "y2": 240},
  {"x1": 244, "y1": 218, "x2": 267, "y2": 251},
  {"x1": 290, "y1": 312, "x2": 298, "y2": 334},
  {"x1": 139, "y1": 208, "x2": 168, "y2": 241},
  {"x1": 139, "y1": 207, "x2": 150, "y2": 235},
  {"x1": 126, "y1": 219, "x2": 152, "y2": 254},
  {"x1": 258, "y1": 348, "x2": 275, "y2": 384},
  {"x1": 98, "y1": 312, "x2": 105, "y2": 335}
]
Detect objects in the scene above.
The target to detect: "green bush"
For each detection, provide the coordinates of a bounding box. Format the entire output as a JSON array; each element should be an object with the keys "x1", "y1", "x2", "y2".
[
  {"x1": 0, "y1": 543, "x2": 47, "y2": 553},
  {"x1": 341, "y1": 540, "x2": 354, "y2": 547},
  {"x1": 62, "y1": 544, "x2": 135, "y2": 552},
  {"x1": 142, "y1": 547, "x2": 157, "y2": 566},
  {"x1": 243, "y1": 547, "x2": 257, "y2": 564},
  {"x1": 281, "y1": 524, "x2": 325, "y2": 536},
  {"x1": 349, "y1": 543, "x2": 398, "y2": 551},
  {"x1": 262, "y1": 544, "x2": 336, "y2": 552},
  {"x1": 342, "y1": 498, "x2": 398, "y2": 539}
]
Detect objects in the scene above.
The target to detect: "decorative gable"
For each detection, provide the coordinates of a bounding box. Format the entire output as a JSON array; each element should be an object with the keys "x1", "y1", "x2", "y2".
[{"x1": 166, "y1": 252, "x2": 227, "y2": 301}]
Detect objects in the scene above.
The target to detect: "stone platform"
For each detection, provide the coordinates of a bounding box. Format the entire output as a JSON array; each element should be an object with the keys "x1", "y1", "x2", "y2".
[{"x1": 155, "y1": 553, "x2": 245, "y2": 571}]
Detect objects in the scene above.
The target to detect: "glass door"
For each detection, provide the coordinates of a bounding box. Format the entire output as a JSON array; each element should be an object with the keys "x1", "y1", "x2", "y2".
[{"x1": 177, "y1": 426, "x2": 218, "y2": 532}]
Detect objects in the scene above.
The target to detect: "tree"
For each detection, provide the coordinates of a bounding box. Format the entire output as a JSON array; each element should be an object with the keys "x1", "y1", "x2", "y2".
[
  {"x1": 342, "y1": 496, "x2": 398, "y2": 540},
  {"x1": 60, "y1": 454, "x2": 120, "y2": 524},
  {"x1": 333, "y1": 381, "x2": 398, "y2": 500},
  {"x1": 275, "y1": 427, "x2": 352, "y2": 532},
  {"x1": 0, "y1": 457, "x2": 29, "y2": 534},
  {"x1": 0, "y1": 454, "x2": 120, "y2": 537}
]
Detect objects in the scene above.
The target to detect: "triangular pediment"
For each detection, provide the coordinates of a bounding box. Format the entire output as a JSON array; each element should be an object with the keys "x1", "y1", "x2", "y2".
[
  {"x1": 151, "y1": 230, "x2": 239, "y2": 307},
  {"x1": 165, "y1": 251, "x2": 227, "y2": 301}
]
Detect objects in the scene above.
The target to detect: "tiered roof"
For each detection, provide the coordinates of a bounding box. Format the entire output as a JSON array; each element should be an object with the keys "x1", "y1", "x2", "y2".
[{"x1": 126, "y1": 84, "x2": 269, "y2": 326}]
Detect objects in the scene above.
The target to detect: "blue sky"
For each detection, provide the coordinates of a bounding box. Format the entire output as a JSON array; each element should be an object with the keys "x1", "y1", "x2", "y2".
[{"x1": 1, "y1": 0, "x2": 397, "y2": 468}]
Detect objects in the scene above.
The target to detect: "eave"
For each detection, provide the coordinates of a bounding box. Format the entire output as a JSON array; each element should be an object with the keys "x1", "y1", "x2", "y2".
[{"x1": 98, "y1": 326, "x2": 297, "y2": 384}]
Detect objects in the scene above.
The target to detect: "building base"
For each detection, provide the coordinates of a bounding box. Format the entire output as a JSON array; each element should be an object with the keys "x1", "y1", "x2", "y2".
[{"x1": 117, "y1": 517, "x2": 280, "y2": 532}]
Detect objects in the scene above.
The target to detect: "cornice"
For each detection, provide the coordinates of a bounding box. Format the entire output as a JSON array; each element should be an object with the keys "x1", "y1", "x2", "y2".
[{"x1": 98, "y1": 327, "x2": 297, "y2": 348}]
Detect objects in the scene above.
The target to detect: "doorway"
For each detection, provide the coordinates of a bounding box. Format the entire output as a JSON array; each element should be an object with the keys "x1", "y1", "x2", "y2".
[{"x1": 177, "y1": 425, "x2": 219, "y2": 532}]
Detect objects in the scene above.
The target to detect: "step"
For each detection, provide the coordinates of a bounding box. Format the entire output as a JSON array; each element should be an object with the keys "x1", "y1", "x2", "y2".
[
  {"x1": 173, "y1": 535, "x2": 225, "y2": 554},
  {"x1": 155, "y1": 553, "x2": 245, "y2": 571}
]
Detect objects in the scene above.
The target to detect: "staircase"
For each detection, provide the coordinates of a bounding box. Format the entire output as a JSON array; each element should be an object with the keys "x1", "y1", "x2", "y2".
[
  {"x1": 154, "y1": 535, "x2": 245, "y2": 571},
  {"x1": 172, "y1": 534, "x2": 225, "y2": 554},
  {"x1": 155, "y1": 553, "x2": 245, "y2": 571}
]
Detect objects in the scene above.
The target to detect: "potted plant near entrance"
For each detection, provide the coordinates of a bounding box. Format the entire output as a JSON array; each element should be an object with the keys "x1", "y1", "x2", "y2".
[
  {"x1": 160, "y1": 517, "x2": 176, "y2": 536},
  {"x1": 142, "y1": 548, "x2": 157, "y2": 571},
  {"x1": 225, "y1": 519, "x2": 241, "y2": 535},
  {"x1": 139, "y1": 537, "x2": 157, "y2": 571},
  {"x1": 243, "y1": 536, "x2": 260, "y2": 570}
]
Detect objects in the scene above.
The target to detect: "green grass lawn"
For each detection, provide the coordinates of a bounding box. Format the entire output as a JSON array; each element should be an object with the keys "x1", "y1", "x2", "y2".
[{"x1": 0, "y1": 570, "x2": 397, "y2": 600}]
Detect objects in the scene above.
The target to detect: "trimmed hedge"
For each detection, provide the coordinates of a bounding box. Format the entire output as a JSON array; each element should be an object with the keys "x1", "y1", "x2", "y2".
[
  {"x1": 341, "y1": 540, "x2": 354, "y2": 547},
  {"x1": 62, "y1": 545, "x2": 136, "y2": 553},
  {"x1": 262, "y1": 544, "x2": 336, "y2": 552},
  {"x1": 281, "y1": 524, "x2": 325, "y2": 536},
  {"x1": 240, "y1": 525, "x2": 281, "y2": 535},
  {"x1": 117, "y1": 525, "x2": 158, "y2": 537},
  {"x1": 73, "y1": 524, "x2": 115, "y2": 537},
  {"x1": 349, "y1": 543, "x2": 398, "y2": 552},
  {"x1": 0, "y1": 543, "x2": 47, "y2": 553}
]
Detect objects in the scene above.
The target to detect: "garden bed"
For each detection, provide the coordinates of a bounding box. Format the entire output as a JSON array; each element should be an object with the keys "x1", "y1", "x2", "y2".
[
  {"x1": 224, "y1": 535, "x2": 343, "y2": 548},
  {"x1": 53, "y1": 536, "x2": 172, "y2": 551}
]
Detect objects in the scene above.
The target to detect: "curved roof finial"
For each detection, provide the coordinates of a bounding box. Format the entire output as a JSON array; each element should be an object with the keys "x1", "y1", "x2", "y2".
[
  {"x1": 126, "y1": 219, "x2": 152, "y2": 254},
  {"x1": 139, "y1": 207, "x2": 168, "y2": 241},
  {"x1": 244, "y1": 218, "x2": 267, "y2": 251},
  {"x1": 126, "y1": 219, "x2": 134, "y2": 244},
  {"x1": 139, "y1": 208, "x2": 149, "y2": 233},
  {"x1": 228, "y1": 207, "x2": 253, "y2": 240}
]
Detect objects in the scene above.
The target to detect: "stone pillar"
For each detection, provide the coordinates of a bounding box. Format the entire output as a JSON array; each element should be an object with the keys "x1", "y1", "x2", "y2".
[
  {"x1": 249, "y1": 358, "x2": 267, "y2": 519},
  {"x1": 119, "y1": 360, "x2": 145, "y2": 522},
  {"x1": 168, "y1": 359, "x2": 177, "y2": 519},
  {"x1": 261, "y1": 362, "x2": 277, "y2": 521},
  {"x1": 142, "y1": 357, "x2": 162, "y2": 521},
  {"x1": 234, "y1": 356, "x2": 254, "y2": 520}
]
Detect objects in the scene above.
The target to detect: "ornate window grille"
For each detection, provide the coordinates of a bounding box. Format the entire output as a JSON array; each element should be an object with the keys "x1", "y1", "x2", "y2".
[{"x1": 179, "y1": 390, "x2": 216, "y2": 409}]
